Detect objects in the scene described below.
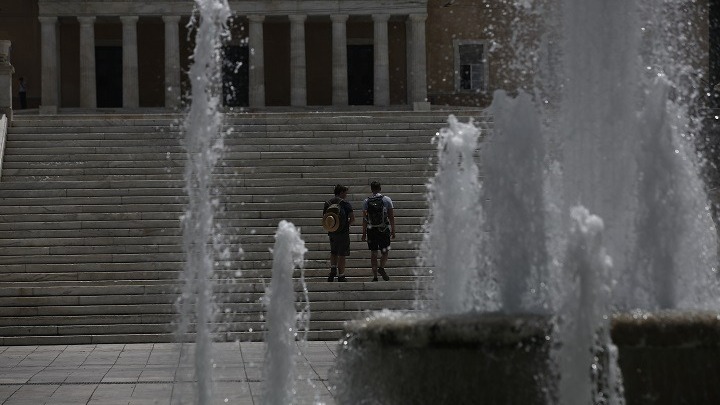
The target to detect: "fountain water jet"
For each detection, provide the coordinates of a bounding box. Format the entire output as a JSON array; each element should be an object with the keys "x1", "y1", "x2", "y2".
[
  {"x1": 262, "y1": 220, "x2": 309, "y2": 405},
  {"x1": 555, "y1": 206, "x2": 622, "y2": 405},
  {"x1": 175, "y1": 1, "x2": 231, "y2": 404},
  {"x1": 484, "y1": 90, "x2": 549, "y2": 313},
  {"x1": 419, "y1": 115, "x2": 486, "y2": 313}
]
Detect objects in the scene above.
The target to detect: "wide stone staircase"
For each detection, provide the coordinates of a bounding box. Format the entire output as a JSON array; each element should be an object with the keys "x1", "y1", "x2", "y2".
[{"x1": 0, "y1": 110, "x2": 485, "y2": 344}]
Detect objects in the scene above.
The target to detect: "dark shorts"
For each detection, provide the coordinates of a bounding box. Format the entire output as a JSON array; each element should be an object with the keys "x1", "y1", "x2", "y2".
[
  {"x1": 329, "y1": 232, "x2": 351, "y2": 256},
  {"x1": 366, "y1": 228, "x2": 391, "y2": 252}
]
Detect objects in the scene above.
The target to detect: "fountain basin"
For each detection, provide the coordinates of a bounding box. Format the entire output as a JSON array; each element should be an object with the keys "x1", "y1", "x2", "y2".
[
  {"x1": 332, "y1": 311, "x2": 720, "y2": 405},
  {"x1": 331, "y1": 312, "x2": 552, "y2": 404},
  {"x1": 612, "y1": 311, "x2": 720, "y2": 405}
]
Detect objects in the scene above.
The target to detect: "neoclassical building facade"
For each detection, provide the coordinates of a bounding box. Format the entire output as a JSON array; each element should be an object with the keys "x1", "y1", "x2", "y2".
[
  {"x1": 1, "y1": 0, "x2": 613, "y2": 111},
  {"x1": 29, "y1": 0, "x2": 436, "y2": 113}
]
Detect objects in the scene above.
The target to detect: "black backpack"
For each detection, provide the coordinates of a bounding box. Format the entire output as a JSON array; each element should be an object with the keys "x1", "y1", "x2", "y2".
[{"x1": 366, "y1": 195, "x2": 387, "y2": 230}]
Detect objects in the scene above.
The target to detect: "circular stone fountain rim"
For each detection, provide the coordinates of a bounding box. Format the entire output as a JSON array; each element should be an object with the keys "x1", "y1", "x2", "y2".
[
  {"x1": 611, "y1": 310, "x2": 720, "y2": 347},
  {"x1": 344, "y1": 311, "x2": 552, "y2": 348}
]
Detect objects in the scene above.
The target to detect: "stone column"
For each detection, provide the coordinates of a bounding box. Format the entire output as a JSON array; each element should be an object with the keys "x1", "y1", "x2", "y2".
[
  {"x1": 0, "y1": 40, "x2": 14, "y2": 121},
  {"x1": 331, "y1": 14, "x2": 348, "y2": 106},
  {"x1": 289, "y1": 14, "x2": 307, "y2": 107},
  {"x1": 248, "y1": 15, "x2": 265, "y2": 108},
  {"x1": 373, "y1": 14, "x2": 390, "y2": 107},
  {"x1": 121, "y1": 16, "x2": 139, "y2": 108},
  {"x1": 78, "y1": 16, "x2": 97, "y2": 109},
  {"x1": 39, "y1": 16, "x2": 59, "y2": 114},
  {"x1": 408, "y1": 13, "x2": 430, "y2": 111},
  {"x1": 163, "y1": 16, "x2": 181, "y2": 108}
]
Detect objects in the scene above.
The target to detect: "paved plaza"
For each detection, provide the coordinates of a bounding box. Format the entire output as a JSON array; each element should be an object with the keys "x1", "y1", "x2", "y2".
[{"x1": 0, "y1": 341, "x2": 339, "y2": 404}]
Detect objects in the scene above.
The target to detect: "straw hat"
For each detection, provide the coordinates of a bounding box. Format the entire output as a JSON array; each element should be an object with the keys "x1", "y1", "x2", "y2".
[{"x1": 322, "y1": 211, "x2": 341, "y2": 232}]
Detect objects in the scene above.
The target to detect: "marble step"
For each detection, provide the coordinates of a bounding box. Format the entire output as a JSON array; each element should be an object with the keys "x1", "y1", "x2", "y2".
[
  {"x1": 0, "y1": 282, "x2": 422, "y2": 300},
  {"x1": 0, "y1": 187, "x2": 430, "y2": 201},
  {"x1": 0, "y1": 238, "x2": 422, "y2": 256},
  {"x1": 0, "y1": 329, "x2": 345, "y2": 345},
  {"x1": 0, "y1": 259, "x2": 423, "y2": 274},
  {"x1": 8, "y1": 113, "x2": 467, "y2": 127},
  {"x1": 0, "y1": 320, "x2": 354, "y2": 337},
  {"x1": 0, "y1": 308, "x2": 399, "y2": 326},
  {"x1": 0, "y1": 289, "x2": 418, "y2": 307},
  {"x1": 2, "y1": 172, "x2": 434, "y2": 183},
  {"x1": 0, "y1": 273, "x2": 424, "y2": 285},
  {"x1": 0, "y1": 181, "x2": 429, "y2": 195},
  {"x1": 0, "y1": 297, "x2": 417, "y2": 317},
  {"x1": 0, "y1": 248, "x2": 422, "y2": 265},
  {"x1": 6, "y1": 148, "x2": 435, "y2": 161},
  {"x1": 5, "y1": 129, "x2": 442, "y2": 144},
  {"x1": 11, "y1": 110, "x2": 483, "y2": 124}
]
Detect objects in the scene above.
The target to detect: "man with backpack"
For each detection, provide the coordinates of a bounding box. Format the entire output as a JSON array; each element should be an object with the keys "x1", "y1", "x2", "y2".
[
  {"x1": 322, "y1": 184, "x2": 355, "y2": 282},
  {"x1": 361, "y1": 181, "x2": 396, "y2": 281}
]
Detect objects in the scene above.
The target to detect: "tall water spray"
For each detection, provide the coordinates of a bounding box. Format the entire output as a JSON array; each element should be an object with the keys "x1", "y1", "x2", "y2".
[
  {"x1": 555, "y1": 206, "x2": 623, "y2": 405},
  {"x1": 484, "y1": 90, "x2": 549, "y2": 313},
  {"x1": 548, "y1": 0, "x2": 719, "y2": 308},
  {"x1": 262, "y1": 220, "x2": 309, "y2": 405},
  {"x1": 417, "y1": 0, "x2": 719, "y2": 401},
  {"x1": 420, "y1": 115, "x2": 486, "y2": 313},
  {"x1": 176, "y1": 1, "x2": 231, "y2": 404},
  {"x1": 527, "y1": 0, "x2": 717, "y2": 401}
]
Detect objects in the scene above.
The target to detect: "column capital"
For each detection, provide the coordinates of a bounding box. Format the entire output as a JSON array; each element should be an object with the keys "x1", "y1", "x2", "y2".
[
  {"x1": 162, "y1": 15, "x2": 181, "y2": 24},
  {"x1": 372, "y1": 14, "x2": 391, "y2": 23},
  {"x1": 330, "y1": 14, "x2": 349, "y2": 23},
  {"x1": 78, "y1": 16, "x2": 96, "y2": 25},
  {"x1": 289, "y1": 14, "x2": 307, "y2": 23},
  {"x1": 38, "y1": 16, "x2": 58, "y2": 25},
  {"x1": 120, "y1": 16, "x2": 139, "y2": 24},
  {"x1": 248, "y1": 14, "x2": 265, "y2": 23},
  {"x1": 409, "y1": 13, "x2": 428, "y2": 22}
]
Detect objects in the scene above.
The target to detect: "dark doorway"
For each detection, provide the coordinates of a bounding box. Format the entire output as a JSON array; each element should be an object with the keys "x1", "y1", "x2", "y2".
[
  {"x1": 95, "y1": 46, "x2": 123, "y2": 108},
  {"x1": 347, "y1": 45, "x2": 373, "y2": 105},
  {"x1": 223, "y1": 45, "x2": 249, "y2": 107}
]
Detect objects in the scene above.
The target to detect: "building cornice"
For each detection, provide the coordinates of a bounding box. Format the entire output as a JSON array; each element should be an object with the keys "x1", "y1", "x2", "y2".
[{"x1": 38, "y1": 0, "x2": 429, "y2": 17}]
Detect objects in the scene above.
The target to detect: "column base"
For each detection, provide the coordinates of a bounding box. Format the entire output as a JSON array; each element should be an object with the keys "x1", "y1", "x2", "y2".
[
  {"x1": 39, "y1": 105, "x2": 58, "y2": 115},
  {"x1": 412, "y1": 101, "x2": 431, "y2": 111}
]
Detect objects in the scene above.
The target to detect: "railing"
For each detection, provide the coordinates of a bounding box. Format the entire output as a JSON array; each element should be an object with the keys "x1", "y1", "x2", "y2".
[{"x1": 0, "y1": 114, "x2": 6, "y2": 181}]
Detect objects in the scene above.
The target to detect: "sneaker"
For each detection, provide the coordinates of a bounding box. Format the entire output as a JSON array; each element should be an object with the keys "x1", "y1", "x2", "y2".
[
  {"x1": 327, "y1": 267, "x2": 337, "y2": 282},
  {"x1": 378, "y1": 267, "x2": 389, "y2": 281},
  {"x1": 337, "y1": 276, "x2": 347, "y2": 282},
  {"x1": 372, "y1": 276, "x2": 378, "y2": 282}
]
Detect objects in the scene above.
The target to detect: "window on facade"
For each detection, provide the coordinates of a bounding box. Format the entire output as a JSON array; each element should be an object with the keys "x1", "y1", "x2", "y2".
[{"x1": 455, "y1": 41, "x2": 486, "y2": 92}]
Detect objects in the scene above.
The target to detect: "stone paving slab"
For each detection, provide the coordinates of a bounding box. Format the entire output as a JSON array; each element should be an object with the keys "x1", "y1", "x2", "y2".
[{"x1": 0, "y1": 342, "x2": 338, "y2": 404}]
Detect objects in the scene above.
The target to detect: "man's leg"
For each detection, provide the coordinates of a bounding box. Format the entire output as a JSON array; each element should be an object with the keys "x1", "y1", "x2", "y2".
[
  {"x1": 337, "y1": 255, "x2": 346, "y2": 276},
  {"x1": 377, "y1": 231, "x2": 391, "y2": 281},
  {"x1": 328, "y1": 253, "x2": 338, "y2": 282},
  {"x1": 379, "y1": 250, "x2": 389, "y2": 268},
  {"x1": 370, "y1": 251, "x2": 379, "y2": 280},
  {"x1": 377, "y1": 250, "x2": 390, "y2": 280}
]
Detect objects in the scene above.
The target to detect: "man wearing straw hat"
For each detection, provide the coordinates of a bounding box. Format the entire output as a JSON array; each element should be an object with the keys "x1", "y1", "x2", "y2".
[{"x1": 322, "y1": 184, "x2": 355, "y2": 282}]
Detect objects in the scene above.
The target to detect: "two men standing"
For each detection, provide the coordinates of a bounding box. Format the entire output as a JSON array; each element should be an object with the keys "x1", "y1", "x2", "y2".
[{"x1": 322, "y1": 182, "x2": 395, "y2": 282}]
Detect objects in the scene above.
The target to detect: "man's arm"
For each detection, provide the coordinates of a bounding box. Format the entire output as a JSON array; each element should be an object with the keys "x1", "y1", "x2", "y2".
[
  {"x1": 387, "y1": 207, "x2": 396, "y2": 239},
  {"x1": 361, "y1": 210, "x2": 368, "y2": 241}
]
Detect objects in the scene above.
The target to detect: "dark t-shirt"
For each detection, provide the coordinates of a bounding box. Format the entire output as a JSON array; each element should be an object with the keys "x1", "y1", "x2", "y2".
[{"x1": 323, "y1": 197, "x2": 353, "y2": 234}]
